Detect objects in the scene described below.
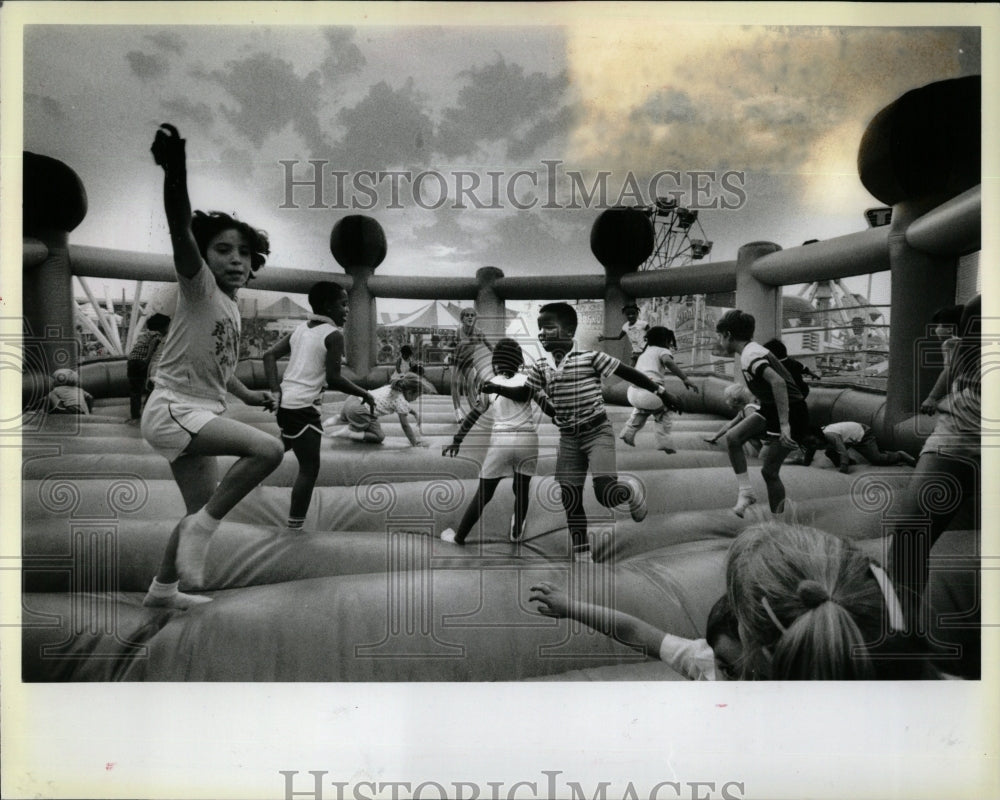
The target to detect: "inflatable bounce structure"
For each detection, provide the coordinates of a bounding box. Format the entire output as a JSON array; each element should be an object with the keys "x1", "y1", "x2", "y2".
[{"x1": 20, "y1": 77, "x2": 982, "y2": 681}]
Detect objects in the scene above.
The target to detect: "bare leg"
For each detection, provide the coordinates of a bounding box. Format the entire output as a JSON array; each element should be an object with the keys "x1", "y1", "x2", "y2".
[
  {"x1": 163, "y1": 417, "x2": 284, "y2": 587},
  {"x1": 183, "y1": 416, "x2": 285, "y2": 520},
  {"x1": 453, "y1": 477, "x2": 502, "y2": 543},
  {"x1": 287, "y1": 430, "x2": 322, "y2": 523},
  {"x1": 759, "y1": 440, "x2": 794, "y2": 513},
  {"x1": 512, "y1": 471, "x2": 532, "y2": 540}
]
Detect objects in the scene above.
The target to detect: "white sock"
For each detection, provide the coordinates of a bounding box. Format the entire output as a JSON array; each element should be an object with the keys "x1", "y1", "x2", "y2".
[
  {"x1": 349, "y1": 431, "x2": 366, "y2": 440},
  {"x1": 191, "y1": 507, "x2": 221, "y2": 533},
  {"x1": 736, "y1": 472, "x2": 753, "y2": 492},
  {"x1": 142, "y1": 578, "x2": 212, "y2": 609}
]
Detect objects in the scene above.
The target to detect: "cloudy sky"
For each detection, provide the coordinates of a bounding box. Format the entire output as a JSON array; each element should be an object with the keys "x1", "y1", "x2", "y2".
[{"x1": 21, "y1": 9, "x2": 981, "y2": 309}]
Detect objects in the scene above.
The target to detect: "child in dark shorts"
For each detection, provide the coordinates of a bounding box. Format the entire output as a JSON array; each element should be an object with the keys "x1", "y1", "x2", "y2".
[{"x1": 263, "y1": 282, "x2": 374, "y2": 530}]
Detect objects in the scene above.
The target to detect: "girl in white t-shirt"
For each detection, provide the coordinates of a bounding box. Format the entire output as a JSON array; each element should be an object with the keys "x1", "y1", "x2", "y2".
[
  {"x1": 141, "y1": 124, "x2": 284, "y2": 608},
  {"x1": 441, "y1": 339, "x2": 539, "y2": 544},
  {"x1": 620, "y1": 327, "x2": 698, "y2": 451}
]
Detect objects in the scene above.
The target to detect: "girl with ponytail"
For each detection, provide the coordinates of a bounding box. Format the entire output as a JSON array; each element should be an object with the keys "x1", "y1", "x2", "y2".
[{"x1": 726, "y1": 522, "x2": 931, "y2": 680}]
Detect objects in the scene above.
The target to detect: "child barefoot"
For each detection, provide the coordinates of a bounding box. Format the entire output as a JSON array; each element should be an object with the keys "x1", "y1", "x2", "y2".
[
  {"x1": 141, "y1": 124, "x2": 283, "y2": 608},
  {"x1": 328, "y1": 372, "x2": 428, "y2": 446},
  {"x1": 530, "y1": 583, "x2": 742, "y2": 680},
  {"x1": 263, "y1": 281, "x2": 374, "y2": 530},
  {"x1": 619, "y1": 326, "x2": 698, "y2": 452},
  {"x1": 440, "y1": 339, "x2": 538, "y2": 544}
]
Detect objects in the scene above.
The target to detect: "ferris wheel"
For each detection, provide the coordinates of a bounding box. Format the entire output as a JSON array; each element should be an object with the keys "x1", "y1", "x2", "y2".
[
  {"x1": 633, "y1": 198, "x2": 717, "y2": 368},
  {"x1": 638, "y1": 196, "x2": 714, "y2": 272}
]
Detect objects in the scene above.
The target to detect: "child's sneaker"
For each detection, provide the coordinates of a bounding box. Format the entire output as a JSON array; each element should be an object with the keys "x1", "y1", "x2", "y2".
[
  {"x1": 325, "y1": 425, "x2": 351, "y2": 439},
  {"x1": 732, "y1": 490, "x2": 757, "y2": 518},
  {"x1": 619, "y1": 429, "x2": 636, "y2": 447},
  {"x1": 624, "y1": 476, "x2": 648, "y2": 522},
  {"x1": 572, "y1": 545, "x2": 592, "y2": 563},
  {"x1": 440, "y1": 528, "x2": 462, "y2": 545}
]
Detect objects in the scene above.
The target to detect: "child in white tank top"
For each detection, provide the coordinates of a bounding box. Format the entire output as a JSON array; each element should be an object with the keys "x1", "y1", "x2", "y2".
[{"x1": 262, "y1": 282, "x2": 374, "y2": 530}]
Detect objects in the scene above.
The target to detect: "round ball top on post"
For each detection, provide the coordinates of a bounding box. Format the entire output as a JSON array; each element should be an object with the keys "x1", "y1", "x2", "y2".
[
  {"x1": 23, "y1": 152, "x2": 88, "y2": 235},
  {"x1": 590, "y1": 207, "x2": 654, "y2": 279},
  {"x1": 476, "y1": 266, "x2": 504, "y2": 284},
  {"x1": 858, "y1": 75, "x2": 980, "y2": 207},
  {"x1": 329, "y1": 215, "x2": 387, "y2": 273}
]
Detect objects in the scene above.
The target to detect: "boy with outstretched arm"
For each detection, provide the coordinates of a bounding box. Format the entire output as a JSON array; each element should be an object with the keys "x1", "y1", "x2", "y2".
[{"x1": 483, "y1": 302, "x2": 680, "y2": 562}]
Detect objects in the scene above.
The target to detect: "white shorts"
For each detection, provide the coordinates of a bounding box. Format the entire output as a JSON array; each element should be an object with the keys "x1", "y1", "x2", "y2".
[
  {"x1": 627, "y1": 385, "x2": 664, "y2": 412},
  {"x1": 141, "y1": 387, "x2": 226, "y2": 462},
  {"x1": 480, "y1": 429, "x2": 538, "y2": 479}
]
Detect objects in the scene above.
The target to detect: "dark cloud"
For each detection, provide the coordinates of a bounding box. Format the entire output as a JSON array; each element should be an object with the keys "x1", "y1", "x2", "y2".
[
  {"x1": 161, "y1": 97, "x2": 214, "y2": 129},
  {"x1": 632, "y1": 88, "x2": 698, "y2": 125},
  {"x1": 320, "y1": 27, "x2": 366, "y2": 81},
  {"x1": 126, "y1": 50, "x2": 169, "y2": 80},
  {"x1": 328, "y1": 79, "x2": 435, "y2": 168},
  {"x1": 202, "y1": 52, "x2": 328, "y2": 151},
  {"x1": 436, "y1": 57, "x2": 572, "y2": 159},
  {"x1": 25, "y1": 92, "x2": 66, "y2": 120},
  {"x1": 144, "y1": 32, "x2": 185, "y2": 55}
]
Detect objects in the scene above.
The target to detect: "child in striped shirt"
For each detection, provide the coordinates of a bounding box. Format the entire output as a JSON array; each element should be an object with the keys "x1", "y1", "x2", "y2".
[{"x1": 484, "y1": 302, "x2": 680, "y2": 561}]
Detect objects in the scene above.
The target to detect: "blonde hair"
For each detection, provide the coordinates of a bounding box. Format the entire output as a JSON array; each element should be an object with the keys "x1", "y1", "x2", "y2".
[
  {"x1": 389, "y1": 372, "x2": 423, "y2": 395},
  {"x1": 726, "y1": 521, "x2": 886, "y2": 680},
  {"x1": 723, "y1": 383, "x2": 753, "y2": 407}
]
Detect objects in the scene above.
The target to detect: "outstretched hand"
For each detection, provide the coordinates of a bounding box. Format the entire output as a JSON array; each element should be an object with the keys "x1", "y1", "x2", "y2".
[
  {"x1": 442, "y1": 442, "x2": 460, "y2": 457},
  {"x1": 528, "y1": 582, "x2": 571, "y2": 618},
  {"x1": 151, "y1": 123, "x2": 186, "y2": 169}
]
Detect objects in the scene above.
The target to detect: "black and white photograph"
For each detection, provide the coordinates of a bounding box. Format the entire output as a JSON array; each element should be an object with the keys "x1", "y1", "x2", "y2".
[{"x1": 2, "y1": 2, "x2": 997, "y2": 798}]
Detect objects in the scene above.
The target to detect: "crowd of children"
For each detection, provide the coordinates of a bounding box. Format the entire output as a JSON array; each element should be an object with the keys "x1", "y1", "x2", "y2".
[{"x1": 60, "y1": 123, "x2": 971, "y2": 681}]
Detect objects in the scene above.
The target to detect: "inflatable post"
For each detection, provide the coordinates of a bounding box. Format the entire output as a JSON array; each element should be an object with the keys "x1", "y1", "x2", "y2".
[
  {"x1": 474, "y1": 266, "x2": 505, "y2": 338},
  {"x1": 590, "y1": 207, "x2": 655, "y2": 354},
  {"x1": 858, "y1": 76, "x2": 980, "y2": 429},
  {"x1": 735, "y1": 240, "x2": 782, "y2": 345},
  {"x1": 329, "y1": 215, "x2": 387, "y2": 377},
  {"x1": 23, "y1": 152, "x2": 88, "y2": 381}
]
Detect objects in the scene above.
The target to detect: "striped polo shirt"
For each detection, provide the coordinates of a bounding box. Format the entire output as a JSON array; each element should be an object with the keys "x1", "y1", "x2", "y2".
[
  {"x1": 526, "y1": 343, "x2": 620, "y2": 429},
  {"x1": 740, "y1": 341, "x2": 804, "y2": 407}
]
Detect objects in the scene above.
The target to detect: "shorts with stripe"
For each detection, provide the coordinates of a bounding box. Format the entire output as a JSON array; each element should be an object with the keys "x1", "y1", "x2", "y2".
[
  {"x1": 141, "y1": 387, "x2": 226, "y2": 462},
  {"x1": 277, "y1": 405, "x2": 323, "y2": 442}
]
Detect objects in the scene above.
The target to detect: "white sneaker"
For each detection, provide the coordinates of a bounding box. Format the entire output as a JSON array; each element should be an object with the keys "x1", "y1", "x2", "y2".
[
  {"x1": 732, "y1": 490, "x2": 758, "y2": 518},
  {"x1": 440, "y1": 528, "x2": 462, "y2": 545},
  {"x1": 572, "y1": 547, "x2": 592, "y2": 563},
  {"x1": 624, "y1": 476, "x2": 648, "y2": 522},
  {"x1": 325, "y1": 425, "x2": 351, "y2": 439}
]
